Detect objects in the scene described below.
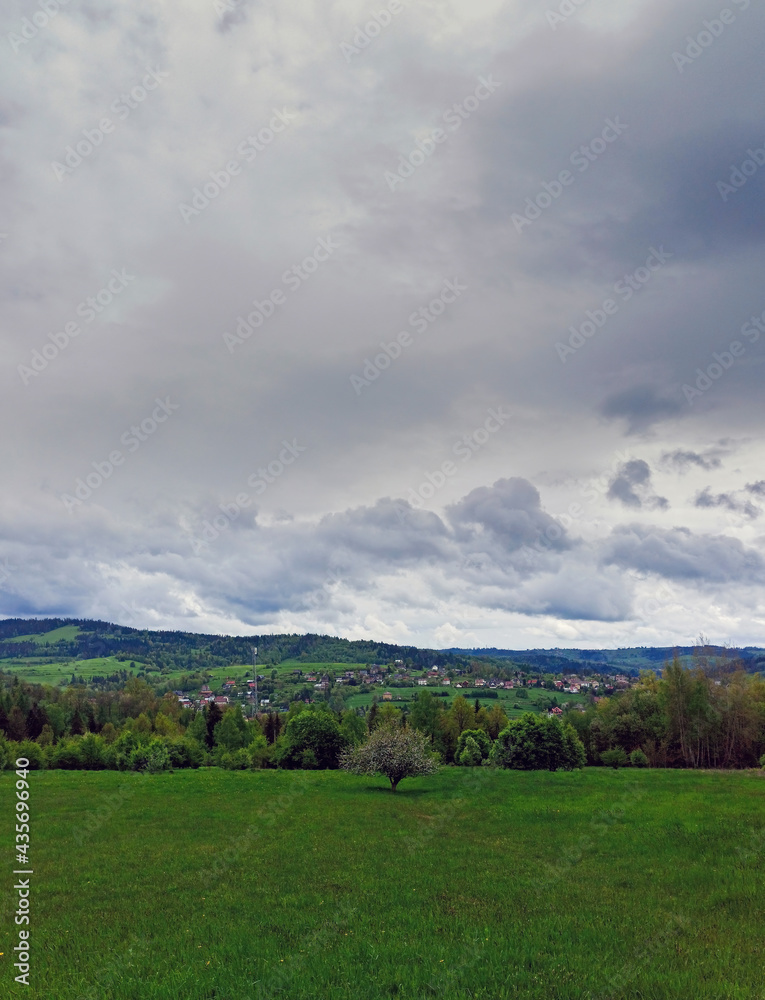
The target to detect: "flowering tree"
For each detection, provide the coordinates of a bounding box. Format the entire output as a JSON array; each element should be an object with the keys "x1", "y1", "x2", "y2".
[{"x1": 340, "y1": 723, "x2": 439, "y2": 792}]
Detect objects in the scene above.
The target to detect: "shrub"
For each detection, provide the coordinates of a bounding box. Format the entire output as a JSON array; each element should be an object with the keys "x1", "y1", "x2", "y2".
[
  {"x1": 630, "y1": 749, "x2": 649, "y2": 768},
  {"x1": 276, "y1": 711, "x2": 347, "y2": 769},
  {"x1": 167, "y1": 738, "x2": 204, "y2": 769},
  {"x1": 601, "y1": 747, "x2": 629, "y2": 769},
  {"x1": 143, "y1": 738, "x2": 171, "y2": 774},
  {"x1": 79, "y1": 734, "x2": 107, "y2": 770},
  {"x1": 48, "y1": 739, "x2": 83, "y2": 770},
  {"x1": 455, "y1": 728, "x2": 491, "y2": 765},
  {"x1": 249, "y1": 734, "x2": 273, "y2": 769},
  {"x1": 760, "y1": 753, "x2": 765, "y2": 769},
  {"x1": 459, "y1": 736, "x2": 483, "y2": 767},
  {"x1": 15, "y1": 740, "x2": 46, "y2": 770},
  {"x1": 492, "y1": 714, "x2": 585, "y2": 771}
]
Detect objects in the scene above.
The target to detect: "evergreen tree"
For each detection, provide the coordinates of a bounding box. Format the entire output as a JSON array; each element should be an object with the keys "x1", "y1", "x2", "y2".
[
  {"x1": 69, "y1": 709, "x2": 85, "y2": 736},
  {"x1": 205, "y1": 702, "x2": 223, "y2": 749}
]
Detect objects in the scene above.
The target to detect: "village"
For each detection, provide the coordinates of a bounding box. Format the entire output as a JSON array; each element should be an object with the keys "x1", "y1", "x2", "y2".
[{"x1": 173, "y1": 661, "x2": 635, "y2": 715}]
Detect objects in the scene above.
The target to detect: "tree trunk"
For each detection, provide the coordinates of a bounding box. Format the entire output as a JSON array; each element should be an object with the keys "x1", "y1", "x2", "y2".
[{"x1": 390, "y1": 778, "x2": 399, "y2": 792}]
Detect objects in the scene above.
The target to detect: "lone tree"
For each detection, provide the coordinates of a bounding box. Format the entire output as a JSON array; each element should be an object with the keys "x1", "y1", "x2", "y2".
[{"x1": 341, "y1": 723, "x2": 439, "y2": 792}]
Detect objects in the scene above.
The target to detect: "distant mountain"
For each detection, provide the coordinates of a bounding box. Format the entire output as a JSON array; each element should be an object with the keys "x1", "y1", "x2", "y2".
[
  {"x1": 445, "y1": 646, "x2": 765, "y2": 676},
  {"x1": 1, "y1": 619, "x2": 762, "y2": 677},
  {"x1": 0, "y1": 618, "x2": 474, "y2": 672}
]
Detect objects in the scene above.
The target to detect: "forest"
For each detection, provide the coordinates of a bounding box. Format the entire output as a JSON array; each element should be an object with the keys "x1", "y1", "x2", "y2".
[{"x1": 1, "y1": 650, "x2": 764, "y2": 772}]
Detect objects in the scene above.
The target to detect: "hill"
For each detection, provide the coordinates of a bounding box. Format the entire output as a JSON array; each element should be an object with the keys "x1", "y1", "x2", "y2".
[{"x1": 1, "y1": 618, "x2": 763, "y2": 679}]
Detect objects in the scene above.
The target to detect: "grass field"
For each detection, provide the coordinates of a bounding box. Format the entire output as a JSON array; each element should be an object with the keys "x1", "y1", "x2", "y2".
[
  {"x1": 4, "y1": 626, "x2": 81, "y2": 645},
  {"x1": 1, "y1": 768, "x2": 763, "y2": 999},
  {"x1": 0, "y1": 656, "x2": 133, "y2": 687}
]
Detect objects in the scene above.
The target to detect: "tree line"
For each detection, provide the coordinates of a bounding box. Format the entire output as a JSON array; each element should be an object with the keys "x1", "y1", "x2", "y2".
[{"x1": 1, "y1": 652, "x2": 764, "y2": 773}]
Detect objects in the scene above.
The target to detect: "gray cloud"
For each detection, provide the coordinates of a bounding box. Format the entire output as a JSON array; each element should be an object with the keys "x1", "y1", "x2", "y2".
[
  {"x1": 661, "y1": 446, "x2": 730, "y2": 472},
  {"x1": 603, "y1": 524, "x2": 765, "y2": 585},
  {"x1": 607, "y1": 459, "x2": 669, "y2": 510},
  {"x1": 1, "y1": 0, "x2": 765, "y2": 647},
  {"x1": 694, "y1": 488, "x2": 761, "y2": 519},
  {"x1": 600, "y1": 387, "x2": 685, "y2": 435}
]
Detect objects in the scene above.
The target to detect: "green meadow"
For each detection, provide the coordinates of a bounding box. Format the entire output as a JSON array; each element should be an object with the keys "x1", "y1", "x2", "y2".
[
  {"x1": 1, "y1": 768, "x2": 763, "y2": 999},
  {"x1": 0, "y1": 656, "x2": 131, "y2": 687},
  {"x1": 4, "y1": 626, "x2": 81, "y2": 646}
]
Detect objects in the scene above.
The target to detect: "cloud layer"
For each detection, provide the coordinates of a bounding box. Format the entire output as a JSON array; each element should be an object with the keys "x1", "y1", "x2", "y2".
[{"x1": 1, "y1": 0, "x2": 764, "y2": 648}]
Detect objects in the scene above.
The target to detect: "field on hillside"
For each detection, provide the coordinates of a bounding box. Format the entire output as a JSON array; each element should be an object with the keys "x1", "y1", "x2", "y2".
[
  {"x1": 1, "y1": 768, "x2": 763, "y2": 1000},
  {"x1": 343, "y1": 685, "x2": 584, "y2": 714},
  {"x1": 0, "y1": 656, "x2": 133, "y2": 687},
  {"x1": 4, "y1": 626, "x2": 81, "y2": 645}
]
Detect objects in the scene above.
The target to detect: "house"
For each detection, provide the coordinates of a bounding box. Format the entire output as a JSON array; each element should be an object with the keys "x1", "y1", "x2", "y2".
[
  {"x1": 223, "y1": 680, "x2": 235, "y2": 689},
  {"x1": 214, "y1": 696, "x2": 229, "y2": 706},
  {"x1": 382, "y1": 691, "x2": 393, "y2": 701},
  {"x1": 551, "y1": 706, "x2": 563, "y2": 715},
  {"x1": 474, "y1": 678, "x2": 486, "y2": 687},
  {"x1": 442, "y1": 677, "x2": 451, "y2": 685},
  {"x1": 417, "y1": 678, "x2": 428, "y2": 686},
  {"x1": 200, "y1": 684, "x2": 212, "y2": 695},
  {"x1": 503, "y1": 681, "x2": 514, "y2": 689}
]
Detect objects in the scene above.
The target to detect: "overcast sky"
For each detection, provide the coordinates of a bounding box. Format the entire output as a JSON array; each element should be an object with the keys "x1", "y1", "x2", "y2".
[{"x1": 1, "y1": 0, "x2": 764, "y2": 649}]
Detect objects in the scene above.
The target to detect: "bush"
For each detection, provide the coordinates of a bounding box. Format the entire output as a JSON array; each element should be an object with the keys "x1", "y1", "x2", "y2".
[
  {"x1": 630, "y1": 748, "x2": 649, "y2": 768},
  {"x1": 760, "y1": 753, "x2": 765, "y2": 769},
  {"x1": 15, "y1": 740, "x2": 46, "y2": 770},
  {"x1": 492, "y1": 714, "x2": 586, "y2": 771},
  {"x1": 601, "y1": 747, "x2": 629, "y2": 769},
  {"x1": 455, "y1": 729, "x2": 491, "y2": 765},
  {"x1": 79, "y1": 734, "x2": 107, "y2": 770},
  {"x1": 143, "y1": 738, "x2": 171, "y2": 774},
  {"x1": 166, "y1": 738, "x2": 204, "y2": 769},
  {"x1": 459, "y1": 736, "x2": 483, "y2": 767},
  {"x1": 249, "y1": 734, "x2": 273, "y2": 769},
  {"x1": 48, "y1": 739, "x2": 83, "y2": 770},
  {"x1": 275, "y1": 711, "x2": 347, "y2": 769}
]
